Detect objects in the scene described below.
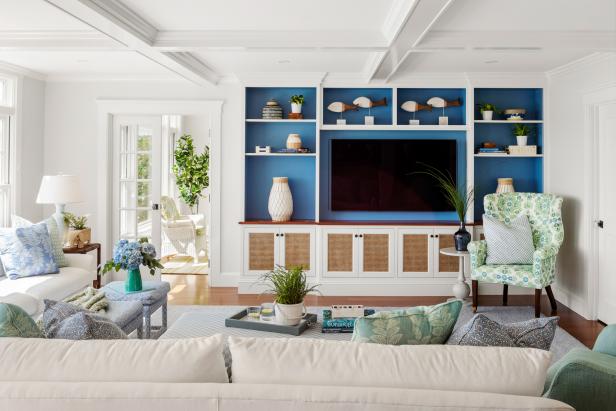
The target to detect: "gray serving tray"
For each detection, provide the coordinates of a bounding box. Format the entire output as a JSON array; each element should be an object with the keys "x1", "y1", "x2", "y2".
[{"x1": 225, "y1": 308, "x2": 317, "y2": 336}]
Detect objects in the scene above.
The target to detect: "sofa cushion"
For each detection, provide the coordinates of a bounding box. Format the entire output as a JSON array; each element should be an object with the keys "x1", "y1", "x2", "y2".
[
  {"x1": 42, "y1": 300, "x2": 126, "y2": 340},
  {"x1": 0, "y1": 335, "x2": 228, "y2": 383},
  {"x1": 13, "y1": 215, "x2": 68, "y2": 267},
  {"x1": 352, "y1": 300, "x2": 462, "y2": 345},
  {"x1": 229, "y1": 336, "x2": 552, "y2": 397},
  {"x1": 484, "y1": 214, "x2": 535, "y2": 264},
  {"x1": 0, "y1": 223, "x2": 59, "y2": 279},
  {"x1": 0, "y1": 266, "x2": 92, "y2": 304},
  {"x1": 0, "y1": 303, "x2": 43, "y2": 338}
]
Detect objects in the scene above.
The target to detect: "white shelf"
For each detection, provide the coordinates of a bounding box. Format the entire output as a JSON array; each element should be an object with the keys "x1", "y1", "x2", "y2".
[
  {"x1": 246, "y1": 119, "x2": 316, "y2": 123},
  {"x1": 245, "y1": 153, "x2": 317, "y2": 157},
  {"x1": 474, "y1": 120, "x2": 543, "y2": 124},
  {"x1": 474, "y1": 154, "x2": 543, "y2": 158},
  {"x1": 320, "y1": 124, "x2": 468, "y2": 131}
]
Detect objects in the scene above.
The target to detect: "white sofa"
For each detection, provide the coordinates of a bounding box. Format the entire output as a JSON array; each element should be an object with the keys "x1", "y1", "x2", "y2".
[
  {"x1": 0, "y1": 335, "x2": 573, "y2": 411},
  {"x1": 0, "y1": 254, "x2": 96, "y2": 316}
]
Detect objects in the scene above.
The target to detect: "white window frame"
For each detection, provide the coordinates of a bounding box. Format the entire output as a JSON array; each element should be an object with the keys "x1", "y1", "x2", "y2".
[{"x1": 0, "y1": 73, "x2": 16, "y2": 228}]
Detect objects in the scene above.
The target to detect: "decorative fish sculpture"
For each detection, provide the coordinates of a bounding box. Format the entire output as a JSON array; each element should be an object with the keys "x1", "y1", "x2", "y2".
[
  {"x1": 427, "y1": 97, "x2": 461, "y2": 108},
  {"x1": 400, "y1": 100, "x2": 432, "y2": 112},
  {"x1": 352, "y1": 96, "x2": 388, "y2": 109},
  {"x1": 327, "y1": 102, "x2": 358, "y2": 113}
]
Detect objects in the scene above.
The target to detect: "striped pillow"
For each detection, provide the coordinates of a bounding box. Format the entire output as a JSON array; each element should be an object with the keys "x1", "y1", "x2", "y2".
[{"x1": 483, "y1": 214, "x2": 535, "y2": 264}]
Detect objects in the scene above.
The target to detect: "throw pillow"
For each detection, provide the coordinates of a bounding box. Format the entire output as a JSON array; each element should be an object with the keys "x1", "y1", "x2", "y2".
[
  {"x1": 447, "y1": 314, "x2": 559, "y2": 351},
  {"x1": 483, "y1": 213, "x2": 535, "y2": 264},
  {"x1": 0, "y1": 303, "x2": 44, "y2": 338},
  {"x1": 12, "y1": 215, "x2": 68, "y2": 267},
  {"x1": 42, "y1": 300, "x2": 126, "y2": 340},
  {"x1": 0, "y1": 223, "x2": 59, "y2": 279},
  {"x1": 351, "y1": 300, "x2": 462, "y2": 345}
]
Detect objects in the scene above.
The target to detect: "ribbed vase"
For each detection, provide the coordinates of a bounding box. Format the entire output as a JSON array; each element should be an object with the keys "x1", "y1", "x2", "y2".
[
  {"x1": 268, "y1": 177, "x2": 293, "y2": 222},
  {"x1": 125, "y1": 268, "x2": 143, "y2": 292}
]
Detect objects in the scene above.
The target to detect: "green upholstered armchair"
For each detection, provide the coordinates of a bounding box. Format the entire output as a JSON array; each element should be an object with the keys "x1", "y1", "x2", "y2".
[
  {"x1": 468, "y1": 193, "x2": 564, "y2": 317},
  {"x1": 543, "y1": 324, "x2": 616, "y2": 411}
]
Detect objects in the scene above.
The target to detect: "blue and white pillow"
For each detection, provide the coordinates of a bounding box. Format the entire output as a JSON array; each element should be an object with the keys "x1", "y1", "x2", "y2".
[
  {"x1": 0, "y1": 223, "x2": 59, "y2": 280},
  {"x1": 12, "y1": 215, "x2": 68, "y2": 267}
]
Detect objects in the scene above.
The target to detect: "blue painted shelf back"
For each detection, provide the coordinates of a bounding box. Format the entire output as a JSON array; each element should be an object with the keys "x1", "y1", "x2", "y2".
[
  {"x1": 397, "y1": 88, "x2": 466, "y2": 125},
  {"x1": 246, "y1": 87, "x2": 317, "y2": 120},
  {"x1": 246, "y1": 122, "x2": 316, "y2": 153},
  {"x1": 323, "y1": 88, "x2": 393, "y2": 125},
  {"x1": 474, "y1": 88, "x2": 543, "y2": 120}
]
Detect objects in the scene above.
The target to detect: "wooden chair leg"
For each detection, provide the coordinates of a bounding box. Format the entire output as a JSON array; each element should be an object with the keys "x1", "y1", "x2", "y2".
[
  {"x1": 503, "y1": 284, "x2": 508, "y2": 306},
  {"x1": 534, "y1": 289, "x2": 542, "y2": 318},
  {"x1": 472, "y1": 280, "x2": 478, "y2": 313},
  {"x1": 545, "y1": 285, "x2": 558, "y2": 313}
]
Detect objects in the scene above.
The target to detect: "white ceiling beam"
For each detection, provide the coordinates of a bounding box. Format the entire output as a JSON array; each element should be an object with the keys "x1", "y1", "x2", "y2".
[
  {"x1": 44, "y1": 0, "x2": 220, "y2": 85},
  {"x1": 369, "y1": 0, "x2": 454, "y2": 82},
  {"x1": 154, "y1": 30, "x2": 388, "y2": 51},
  {"x1": 0, "y1": 31, "x2": 121, "y2": 50}
]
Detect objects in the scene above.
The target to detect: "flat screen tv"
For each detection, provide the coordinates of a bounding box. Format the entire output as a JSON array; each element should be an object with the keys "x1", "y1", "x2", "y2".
[{"x1": 331, "y1": 139, "x2": 457, "y2": 212}]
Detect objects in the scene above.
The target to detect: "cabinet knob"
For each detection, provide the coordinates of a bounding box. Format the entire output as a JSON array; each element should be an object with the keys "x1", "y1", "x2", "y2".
[
  {"x1": 275, "y1": 233, "x2": 279, "y2": 237},
  {"x1": 435, "y1": 234, "x2": 439, "y2": 238},
  {"x1": 280, "y1": 233, "x2": 284, "y2": 237},
  {"x1": 429, "y1": 234, "x2": 433, "y2": 238},
  {"x1": 354, "y1": 234, "x2": 358, "y2": 238},
  {"x1": 359, "y1": 234, "x2": 363, "y2": 238}
]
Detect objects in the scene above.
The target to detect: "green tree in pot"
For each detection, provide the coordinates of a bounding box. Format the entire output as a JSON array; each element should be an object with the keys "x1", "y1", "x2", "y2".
[
  {"x1": 172, "y1": 135, "x2": 209, "y2": 214},
  {"x1": 416, "y1": 163, "x2": 475, "y2": 251},
  {"x1": 260, "y1": 266, "x2": 319, "y2": 325}
]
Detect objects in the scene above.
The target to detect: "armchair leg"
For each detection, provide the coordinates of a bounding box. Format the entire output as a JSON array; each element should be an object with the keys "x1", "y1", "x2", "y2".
[
  {"x1": 534, "y1": 289, "x2": 542, "y2": 318},
  {"x1": 472, "y1": 280, "x2": 478, "y2": 313},
  {"x1": 545, "y1": 285, "x2": 558, "y2": 313},
  {"x1": 503, "y1": 284, "x2": 508, "y2": 306}
]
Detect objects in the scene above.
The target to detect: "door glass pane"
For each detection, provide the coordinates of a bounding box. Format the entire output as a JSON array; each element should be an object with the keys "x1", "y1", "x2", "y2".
[
  {"x1": 137, "y1": 182, "x2": 150, "y2": 207},
  {"x1": 120, "y1": 210, "x2": 136, "y2": 238},
  {"x1": 137, "y1": 131, "x2": 151, "y2": 151},
  {"x1": 137, "y1": 154, "x2": 151, "y2": 179},
  {"x1": 137, "y1": 210, "x2": 151, "y2": 239},
  {"x1": 121, "y1": 154, "x2": 135, "y2": 179},
  {"x1": 120, "y1": 181, "x2": 136, "y2": 208}
]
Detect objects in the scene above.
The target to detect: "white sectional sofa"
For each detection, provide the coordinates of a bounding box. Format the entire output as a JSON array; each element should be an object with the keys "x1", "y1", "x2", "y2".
[
  {"x1": 0, "y1": 253, "x2": 96, "y2": 316},
  {"x1": 0, "y1": 335, "x2": 572, "y2": 411}
]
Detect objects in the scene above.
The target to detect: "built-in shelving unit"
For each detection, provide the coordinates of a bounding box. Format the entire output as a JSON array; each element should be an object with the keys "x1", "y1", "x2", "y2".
[{"x1": 320, "y1": 124, "x2": 468, "y2": 131}]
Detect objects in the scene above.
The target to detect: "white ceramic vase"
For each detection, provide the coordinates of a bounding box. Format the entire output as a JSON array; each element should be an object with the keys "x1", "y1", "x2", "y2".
[
  {"x1": 516, "y1": 135, "x2": 528, "y2": 146},
  {"x1": 291, "y1": 103, "x2": 302, "y2": 114},
  {"x1": 268, "y1": 177, "x2": 293, "y2": 222},
  {"x1": 482, "y1": 111, "x2": 493, "y2": 121},
  {"x1": 275, "y1": 301, "x2": 306, "y2": 326},
  {"x1": 286, "y1": 133, "x2": 302, "y2": 149}
]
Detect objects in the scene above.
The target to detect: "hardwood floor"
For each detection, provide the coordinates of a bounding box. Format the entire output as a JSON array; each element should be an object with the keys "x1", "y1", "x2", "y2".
[{"x1": 162, "y1": 274, "x2": 605, "y2": 348}]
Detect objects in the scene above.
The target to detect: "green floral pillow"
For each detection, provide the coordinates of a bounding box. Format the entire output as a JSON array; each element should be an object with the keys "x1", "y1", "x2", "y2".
[
  {"x1": 0, "y1": 303, "x2": 44, "y2": 338},
  {"x1": 352, "y1": 300, "x2": 462, "y2": 345}
]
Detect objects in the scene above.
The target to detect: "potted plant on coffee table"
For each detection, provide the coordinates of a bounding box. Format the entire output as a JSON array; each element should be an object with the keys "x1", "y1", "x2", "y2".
[
  {"x1": 477, "y1": 103, "x2": 497, "y2": 121},
  {"x1": 102, "y1": 238, "x2": 164, "y2": 292},
  {"x1": 260, "y1": 265, "x2": 319, "y2": 326}
]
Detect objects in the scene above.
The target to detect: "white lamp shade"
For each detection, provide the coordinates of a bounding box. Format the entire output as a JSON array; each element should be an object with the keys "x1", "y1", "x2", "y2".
[{"x1": 36, "y1": 175, "x2": 84, "y2": 204}]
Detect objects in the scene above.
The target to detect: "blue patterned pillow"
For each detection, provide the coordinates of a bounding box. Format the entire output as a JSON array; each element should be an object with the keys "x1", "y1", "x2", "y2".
[
  {"x1": 0, "y1": 223, "x2": 59, "y2": 279},
  {"x1": 13, "y1": 215, "x2": 68, "y2": 267}
]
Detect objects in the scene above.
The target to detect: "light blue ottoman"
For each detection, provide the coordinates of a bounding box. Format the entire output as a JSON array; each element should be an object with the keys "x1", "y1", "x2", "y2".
[{"x1": 102, "y1": 281, "x2": 171, "y2": 339}]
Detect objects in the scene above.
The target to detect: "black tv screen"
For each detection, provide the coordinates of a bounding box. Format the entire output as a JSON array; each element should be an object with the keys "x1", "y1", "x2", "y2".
[{"x1": 331, "y1": 139, "x2": 457, "y2": 212}]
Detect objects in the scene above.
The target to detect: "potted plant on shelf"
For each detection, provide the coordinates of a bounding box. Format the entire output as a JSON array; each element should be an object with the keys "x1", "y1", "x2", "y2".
[
  {"x1": 290, "y1": 95, "x2": 305, "y2": 114},
  {"x1": 172, "y1": 134, "x2": 209, "y2": 214},
  {"x1": 477, "y1": 103, "x2": 497, "y2": 121},
  {"x1": 416, "y1": 164, "x2": 475, "y2": 251},
  {"x1": 260, "y1": 265, "x2": 319, "y2": 326},
  {"x1": 63, "y1": 212, "x2": 91, "y2": 248},
  {"x1": 512, "y1": 124, "x2": 531, "y2": 146},
  {"x1": 102, "y1": 238, "x2": 164, "y2": 292}
]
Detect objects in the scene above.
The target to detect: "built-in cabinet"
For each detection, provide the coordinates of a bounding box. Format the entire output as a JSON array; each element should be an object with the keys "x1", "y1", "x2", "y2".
[{"x1": 397, "y1": 227, "x2": 460, "y2": 278}]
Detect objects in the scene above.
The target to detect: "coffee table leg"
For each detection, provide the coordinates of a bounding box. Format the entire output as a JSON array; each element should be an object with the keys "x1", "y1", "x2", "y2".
[
  {"x1": 162, "y1": 299, "x2": 168, "y2": 333},
  {"x1": 137, "y1": 323, "x2": 143, "y2": 339},
  {"x1": 144, "y1": 306, "x2": 151, "y2": 339}
]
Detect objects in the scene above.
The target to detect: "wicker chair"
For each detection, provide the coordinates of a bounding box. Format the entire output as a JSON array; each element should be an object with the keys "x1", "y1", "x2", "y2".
[
  {"x1": 468, "y1": 193, "x2": 564, "y2": 318},
  {"x1": 160, "y1": 196, "x2": 206, "y2": 263}
]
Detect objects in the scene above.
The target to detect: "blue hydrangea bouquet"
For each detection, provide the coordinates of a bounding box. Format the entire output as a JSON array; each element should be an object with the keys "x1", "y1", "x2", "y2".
[{"x1": 102, "y1": 238, "x2": 164, "y2": 292}]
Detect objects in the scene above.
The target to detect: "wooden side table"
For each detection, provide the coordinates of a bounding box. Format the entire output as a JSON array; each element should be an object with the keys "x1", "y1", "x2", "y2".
[{"x1": 63, "y1": 243, "x2": 102, "y2": 288}]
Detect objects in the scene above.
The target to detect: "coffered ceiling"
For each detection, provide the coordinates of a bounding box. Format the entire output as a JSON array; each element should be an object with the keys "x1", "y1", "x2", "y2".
[{"x1": 0, "y1": 0, "x2": 613, "y2": 84}]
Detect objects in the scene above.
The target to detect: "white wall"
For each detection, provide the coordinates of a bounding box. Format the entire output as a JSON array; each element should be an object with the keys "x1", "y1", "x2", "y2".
[
  {"x1": 16, "y1": 75, "x2": 45, "y2": 221},
  {"x1": 547, "y1": 52, "x2": 616, "y2": 318},
  {"x1": 43, "y1": 80, "x2": 243, "y2": 278}
]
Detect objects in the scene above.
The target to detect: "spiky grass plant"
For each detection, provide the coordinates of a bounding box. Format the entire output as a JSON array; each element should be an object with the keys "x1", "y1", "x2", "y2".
[
  {"x1": 260, "y1": 266, "x2": 319, "y2": 305},
  {"x1": 415, "y1": 163, "x2": 474, "y2": 223}
]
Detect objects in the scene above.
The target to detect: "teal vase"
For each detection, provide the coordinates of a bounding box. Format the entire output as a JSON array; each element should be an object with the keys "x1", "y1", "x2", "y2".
[{"x1": 125, "y1": 268, "x2": 142, "y2": 292}]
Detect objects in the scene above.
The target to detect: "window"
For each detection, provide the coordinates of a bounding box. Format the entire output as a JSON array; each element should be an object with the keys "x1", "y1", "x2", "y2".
[{"x1": 0, "y1": 75, "x2": 15, "y2": 227}]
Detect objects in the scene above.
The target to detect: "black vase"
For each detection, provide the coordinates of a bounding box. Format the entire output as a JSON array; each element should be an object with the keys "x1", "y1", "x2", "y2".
[{"x1": 454, "y1": 222, "x2": 471, "y2": 251}]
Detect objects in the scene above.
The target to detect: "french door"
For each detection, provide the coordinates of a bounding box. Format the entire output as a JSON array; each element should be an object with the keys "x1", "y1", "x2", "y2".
[{"x1": 112, "y1": 115, "x2": 162, "y2": 257}]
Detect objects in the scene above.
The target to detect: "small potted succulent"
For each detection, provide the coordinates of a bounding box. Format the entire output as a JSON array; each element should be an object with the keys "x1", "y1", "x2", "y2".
[
  {"x1": 102, "y1": 238, "x2": 163, "y2": 292},
  {"x1": 477, "y1": 103, "x2": 497, "y2": 121},
  {"x1": 512, "y1": 124, "x2": 531, "y2": 146},
  {"x1": 290, "y1": 95, "x2": 305, "y2": 114},
  {"x1": 260, "y1": 265, "x2": 319, "y2": 325},
  {"x1": 64, "y1": 212, "x2": 91, "y2": 248}
]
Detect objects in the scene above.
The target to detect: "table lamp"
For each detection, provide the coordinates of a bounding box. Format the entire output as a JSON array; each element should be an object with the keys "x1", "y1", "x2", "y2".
[{"x1": 36, "y1": 174, "x2": 84, "y2": 234}]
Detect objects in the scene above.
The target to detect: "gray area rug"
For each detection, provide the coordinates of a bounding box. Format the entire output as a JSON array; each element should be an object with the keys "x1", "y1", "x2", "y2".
[{"x1": 149, "y1": 303, "x2": 587, "y2": 363}]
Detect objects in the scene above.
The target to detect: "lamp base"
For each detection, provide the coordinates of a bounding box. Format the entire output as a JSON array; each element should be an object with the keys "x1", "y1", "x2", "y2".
[{"x1": 53, "y1": 203, "x2": 67, "y2": 244}]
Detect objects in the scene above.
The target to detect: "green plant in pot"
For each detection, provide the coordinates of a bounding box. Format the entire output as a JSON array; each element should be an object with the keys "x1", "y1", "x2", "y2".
[
  {"x1": 415, "y1": 163, "x2": 475, "y2": 251},
  {"x1": 63, "y1": 212, "x2": 91, "y2": 248},
  {"x1": 260, "y1": 265, "x2": 319, "y2": 325},
  {"x1": 290, "y1": 94, "x2": 305, "y2": 114},
  {"x1": 512, "y1": 124, "x2": 531, "y2": 146},
  {"x1": 172, "y1": 134, "x2": 209, "y2": 214},
  {"x1": 477, "y1": 103, "x2": 497, "y2": 121}
]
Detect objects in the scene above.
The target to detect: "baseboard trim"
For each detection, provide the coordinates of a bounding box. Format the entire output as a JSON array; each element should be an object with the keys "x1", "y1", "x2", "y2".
[{"x1": 551, "y1": 284, "x2": 591, "y2": 320}]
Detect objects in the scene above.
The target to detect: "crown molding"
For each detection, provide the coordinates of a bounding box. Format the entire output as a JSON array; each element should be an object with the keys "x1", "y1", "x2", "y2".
[
  {"x1": 0, "y1": 30, "x2": 121, "y2": 50},
  {"x1": 546, "y1": 52, "x2": 615, "y2": 77},
  {"x1": 0, "y1": 60, "x2": 46, "y2": 81},
  {"x1": 235, "y1": 72, "x2": 326, "y2": 86}
]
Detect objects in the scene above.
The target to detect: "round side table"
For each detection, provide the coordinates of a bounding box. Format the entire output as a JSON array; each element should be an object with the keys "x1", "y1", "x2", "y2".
[{"x1": 440, "y1": 247, "x2": 471, "y2": 300}]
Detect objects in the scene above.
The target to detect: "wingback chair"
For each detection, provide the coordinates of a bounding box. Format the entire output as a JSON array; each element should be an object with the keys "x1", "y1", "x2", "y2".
[
  {"x1": 160, "y1": 196, "x2": 207, "y2": 263},
  {"x1": 468, "y1": 193, "x2": 564, "y2": 318}
]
